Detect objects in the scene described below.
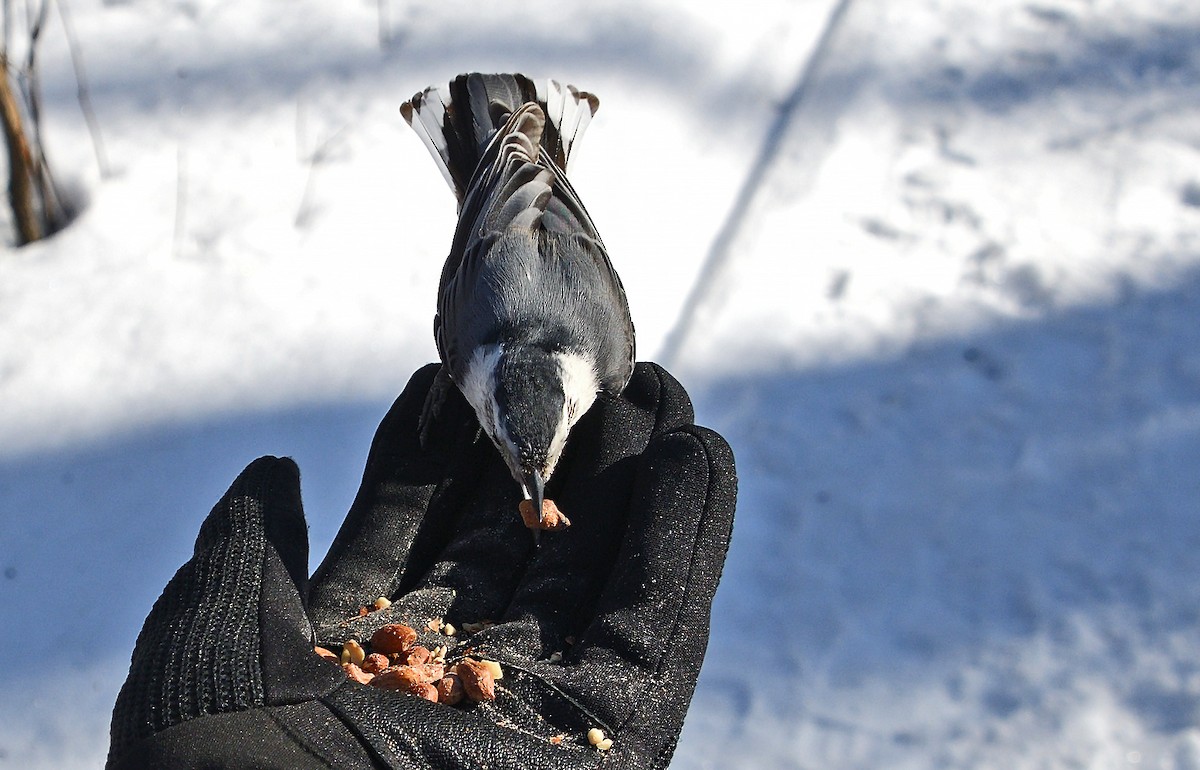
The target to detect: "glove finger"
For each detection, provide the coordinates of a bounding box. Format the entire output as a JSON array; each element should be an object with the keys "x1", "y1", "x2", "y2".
[
  {"x1": 468, "y1": 363, "x2": 698, "y2": 661},
  {"x1": 565, "y1": 427, "x2": 736, "y2": 755},
  {"x1": 583, "y1": 425, "x2": 735, "y2": 665},
  {"x1": 109, "y1": 457, "x2": 344, "y2": 764},
  {"x1": 576, "y1": 362, "x2": 696, "y2": 459},
  {"x1": 307, "y1": 363, "x2": 478, "y2": 633},
  {"x1": 256, "y1": 460, "x2": 350, "y2": 705}
]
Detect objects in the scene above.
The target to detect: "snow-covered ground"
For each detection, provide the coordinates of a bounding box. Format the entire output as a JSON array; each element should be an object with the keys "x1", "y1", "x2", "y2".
[{"x1": 2, "y1": 0, "x2": 1199, "y2": 767}]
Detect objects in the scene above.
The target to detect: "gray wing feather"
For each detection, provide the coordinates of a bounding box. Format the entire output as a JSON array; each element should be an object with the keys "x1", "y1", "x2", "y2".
[{"x1": 423, "y1": 75, "x2": 632, "y2": 393}]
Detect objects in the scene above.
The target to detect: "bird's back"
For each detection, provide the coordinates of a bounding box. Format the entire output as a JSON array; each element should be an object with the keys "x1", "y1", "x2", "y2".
[{"x1": 402, "y1": 73, "x2": 634, "y2": 396}]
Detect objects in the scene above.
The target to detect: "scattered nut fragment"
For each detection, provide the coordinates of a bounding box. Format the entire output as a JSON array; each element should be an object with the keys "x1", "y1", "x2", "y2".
[
  {"x1": 454, "y1": 658, "x2": 496, "y2": 702},
  {"x1": 341, "y1": 639, "x2": 366, "y2": 667},
  {"x1": 478, "y1": 659, "x2": 503, "y2": 681},
  {"x1": 430, "y1": 645, "x2": 448, "y2": 663},
  {"x1": 548, "y1": 651, "x2": 563, "y2": 664},
  {"x1": 371, "y1": 623, "x2": 418, "y2": 655},
  {"x1": 374, "y1": 597, "x2": 392, "y2": 611},
  {"x1": 460, "y1": 619, "x2": 495, "y2": 635},
  {"x1": 585, "y1": 727, "x2": 614, "y2": 751},
  {"x1": 342, "y1": 662, "x2": 374, "y2": 685},
  {"x1": 435, "y1": 674, "x2": 464, "y2": 706},
  {"x1": 442, "y1": 623, "x2": 457, "y2": 637},
  {"x1": 519, "y1": 498, "x2": 572, "y2": 531},
  {"x1": 549, "y1": 735, "x2": 565, "y2": 745},
  {"x1": 362, "y1": 653, "x2": 391, "y2": 675},
  {"x1": 357, "y1": 606, "x2": 370, "y2": 617},
  {"x1": 314, "y1": 646, "x2": 341, "y2": 665},
  {"x1": 425, "y1": 618, "x2": 443, "y2": 632}
]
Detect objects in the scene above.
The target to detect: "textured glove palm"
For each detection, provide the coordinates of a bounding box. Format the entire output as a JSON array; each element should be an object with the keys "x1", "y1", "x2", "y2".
[{"x1": 107, "y1": 362, "x2": 737, "y2": 769}]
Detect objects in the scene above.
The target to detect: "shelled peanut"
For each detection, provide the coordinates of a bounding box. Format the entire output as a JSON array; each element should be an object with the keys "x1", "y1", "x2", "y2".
[
  {"x1": 518, "y1": 498, "x2": 571, "y2": 531},
  {"x1": 314, "y1": 623, "x2": 500, "y2": 706}
]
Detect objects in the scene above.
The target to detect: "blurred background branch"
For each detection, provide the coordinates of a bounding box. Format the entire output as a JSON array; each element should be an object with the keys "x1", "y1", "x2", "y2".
[
  {"x1": 1, "y1": 0, "x2": 101, "y2": 247},
  {"x1": 0, "y1": 0, "x2": 63, "y2": 245}
]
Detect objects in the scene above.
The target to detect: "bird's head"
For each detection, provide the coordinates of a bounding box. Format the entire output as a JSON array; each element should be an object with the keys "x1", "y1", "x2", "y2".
[{"x1": 460, "y1": 343, "x2": 599, "y2": 516}]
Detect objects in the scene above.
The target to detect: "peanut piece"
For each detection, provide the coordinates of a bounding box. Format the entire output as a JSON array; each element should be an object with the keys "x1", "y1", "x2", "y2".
[
  {"x1": 342, "y1": 662, "x2": 374, "y2": 685},
  {"x1": 399, "y1": 646, "x2": 431, "y2": 666},
  {"x1": 362, "y1": 653, "x2": 391, "y2": 675},
  {"x1": 408, "y1": 681, "x2": 439, "y2": 702},
  {"x1": 479, "y1": 659, "x2": 503, "y2": 680},
  {"x1": 341, "y1": 639, "x2": 365, "y2": 666},
  {"x1": 370, "y1": 666, "x2": 425, "y2": 691},
  {"x1": 519, "y1": 498, "x2": 571, "y2": 531},
  {"x1": 371, "y1": 624, "x2": 418, "y2": 655},
  {"x1": 454, "y1": 659, "x2": 496, "y2": 702},
  {"x1": 408, "y1": 662, "x2": 446, "y2": 684},
  {"x1": 436, "y1": 674, "x2": 464, "y2": 706}
]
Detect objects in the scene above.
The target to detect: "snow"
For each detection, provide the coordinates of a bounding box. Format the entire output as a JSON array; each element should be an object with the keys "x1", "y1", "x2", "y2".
[{"x1": 2, "y1": 0, "x2": 1200, "y2": 767}]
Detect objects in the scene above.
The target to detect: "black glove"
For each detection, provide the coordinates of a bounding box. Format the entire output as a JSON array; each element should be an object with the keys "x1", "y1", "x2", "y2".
[{"x1": 107, "y1": 362, "x2": 737, "y2": 769}]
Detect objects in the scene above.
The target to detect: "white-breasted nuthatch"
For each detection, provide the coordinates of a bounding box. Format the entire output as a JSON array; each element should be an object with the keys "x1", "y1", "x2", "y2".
[{"x1": 401, "y1": 73, "x2": 635, "y2": 525}]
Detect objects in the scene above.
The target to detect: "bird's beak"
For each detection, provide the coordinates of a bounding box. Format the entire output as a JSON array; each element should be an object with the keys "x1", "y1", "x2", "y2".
[{"x1": 523, "y1": 467, "x2": 545, "y2": 524}]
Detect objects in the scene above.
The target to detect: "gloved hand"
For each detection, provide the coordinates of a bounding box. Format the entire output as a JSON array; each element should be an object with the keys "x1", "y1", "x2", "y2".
[{"x1": 107, "y1": 362, "x2": 736, "y2": 769}]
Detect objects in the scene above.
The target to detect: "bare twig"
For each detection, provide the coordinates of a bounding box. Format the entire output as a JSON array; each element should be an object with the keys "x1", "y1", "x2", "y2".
[
  {"x1": 0, "y1": 0, "x2": 80, "y2": 245},
  {"x1": 21, "y1": 0, "x2": 67, "y2": 233},
  {"x1": 0, "y1": 54, "x2": 39, "y2": 243},
  {"x1": 55, "y1": 0, "x2": 108, "y2": 178}
]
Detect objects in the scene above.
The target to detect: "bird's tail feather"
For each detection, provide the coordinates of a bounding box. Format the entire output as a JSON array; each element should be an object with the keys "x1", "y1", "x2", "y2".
[
  {"x1": 401, "y1": 73, "x2": 599, "y2": 203},
  {"x1": 537, "y1": 79, "x2": 598, "y2": 171}
]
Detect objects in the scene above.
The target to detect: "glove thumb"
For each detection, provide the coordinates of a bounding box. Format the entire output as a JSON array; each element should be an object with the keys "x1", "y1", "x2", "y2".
[
  {"x1": 251, "y1": 456, "x2": 347, "y2": 703},
  {"x1": 108, "y1": 457, "x2": 343, "y2": 766}
]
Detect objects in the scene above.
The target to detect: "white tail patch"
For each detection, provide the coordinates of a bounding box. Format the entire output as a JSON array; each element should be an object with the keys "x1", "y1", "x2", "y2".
[
  {"x1": 560, "y1": 85, "x2": 598, "y2": 168},
  {"x1": 403, "y1": 76, "x2": 600, "y2": 196},
  {"x1": 536, "y1": 79, "x2": 599, "y2": 170},
  {"x1": 539, "y1": 79, "x2": 568, "y2": 146},
  {"x1": 401, "y1": 87, "x2": 458, "y2": 194}
]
